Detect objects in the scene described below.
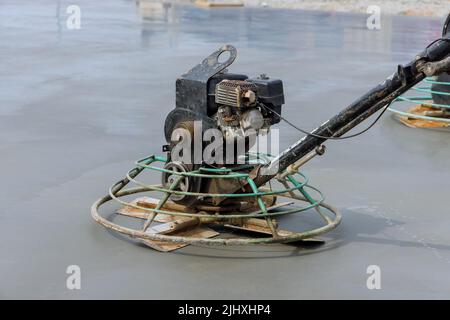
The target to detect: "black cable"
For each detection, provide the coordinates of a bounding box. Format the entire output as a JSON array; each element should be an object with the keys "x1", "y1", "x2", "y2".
[{"x1": 260, "y1": 100, "x2": 392, "y2": 140}]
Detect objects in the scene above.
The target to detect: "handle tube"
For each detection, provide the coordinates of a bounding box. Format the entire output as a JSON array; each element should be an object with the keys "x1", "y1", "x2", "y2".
[{"x1": 250, "y1": 37, "x2": 450, "y2": 187}]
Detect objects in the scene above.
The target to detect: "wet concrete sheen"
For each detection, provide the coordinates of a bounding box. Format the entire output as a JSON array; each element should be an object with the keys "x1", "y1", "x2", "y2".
[{"x1": 0, "y1": 0, "x2": 449, "y2": 299}]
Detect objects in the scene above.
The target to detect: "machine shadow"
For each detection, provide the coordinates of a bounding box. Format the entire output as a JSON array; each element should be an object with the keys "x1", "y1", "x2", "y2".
[
  {"x1": 173, "y1": 208, "x2": 450, "y2": 259},
  {"x1": 102, "y1": 208, "x2": 450, "y2": 260}
]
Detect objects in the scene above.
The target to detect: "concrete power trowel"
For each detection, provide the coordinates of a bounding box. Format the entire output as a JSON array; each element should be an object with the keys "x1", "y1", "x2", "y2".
[
  {"x1": 92, "y1": 15, "x2": 450, "y2": 252},
  {"x1": 388, "y1": 14, "x2": 450, "y2": 128}
]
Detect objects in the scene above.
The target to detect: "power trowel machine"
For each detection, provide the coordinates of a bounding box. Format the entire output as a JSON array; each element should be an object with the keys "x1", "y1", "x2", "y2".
[
  {"x1": 92, "y1": 14, "x2": 450, "y2": 252},
  {"x1": 388, "y1": 14, "x2": 450, "y2": 127}
]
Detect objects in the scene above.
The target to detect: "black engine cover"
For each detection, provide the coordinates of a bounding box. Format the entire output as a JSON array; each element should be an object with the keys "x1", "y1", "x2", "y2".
[{"x1": 164, "y1": 45, "x2": 284, "y2": 143}]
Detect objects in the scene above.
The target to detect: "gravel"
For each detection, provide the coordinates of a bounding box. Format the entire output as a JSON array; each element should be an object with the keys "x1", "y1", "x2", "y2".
[{"x1": 243, "y1": 0, "x2": 449, "y2": 17}]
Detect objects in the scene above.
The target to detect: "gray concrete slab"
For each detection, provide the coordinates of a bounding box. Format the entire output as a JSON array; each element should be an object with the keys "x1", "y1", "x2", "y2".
[{"x1": 1, "y1": 0, "x2": 449, "y2": 299}]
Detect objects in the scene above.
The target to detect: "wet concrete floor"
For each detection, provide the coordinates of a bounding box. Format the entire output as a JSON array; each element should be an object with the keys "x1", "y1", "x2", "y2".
[{"x1": 1, "y1": 0, "x2": 449, "y2": 299}]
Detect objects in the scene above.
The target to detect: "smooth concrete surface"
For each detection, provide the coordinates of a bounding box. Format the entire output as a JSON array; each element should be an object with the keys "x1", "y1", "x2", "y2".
[{"x1": 1, "y1": 0, "x2": 449, "y2": 299}]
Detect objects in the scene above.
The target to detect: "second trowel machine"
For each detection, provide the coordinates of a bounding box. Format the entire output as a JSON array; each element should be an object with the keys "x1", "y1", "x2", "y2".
[
  {"x1": 92, "y1": 16, "x2": 450, "y2": 252},
  {"x1": 388, "y1": 14, "x2": 450, "y2": 127}
]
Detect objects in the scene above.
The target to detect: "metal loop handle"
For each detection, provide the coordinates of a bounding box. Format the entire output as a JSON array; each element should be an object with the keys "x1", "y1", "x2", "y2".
[{"x1": 180, "y1": 44, "x2": 237, "y2": 82}]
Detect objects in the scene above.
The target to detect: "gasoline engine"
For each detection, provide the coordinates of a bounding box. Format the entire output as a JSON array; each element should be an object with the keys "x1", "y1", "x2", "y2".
[
  {"x1": 164, "y1": 54, "x2": 284, "y2": 143},
  {"x1": 161, "y1": 45, "x2": 285, "y2": 204}
]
